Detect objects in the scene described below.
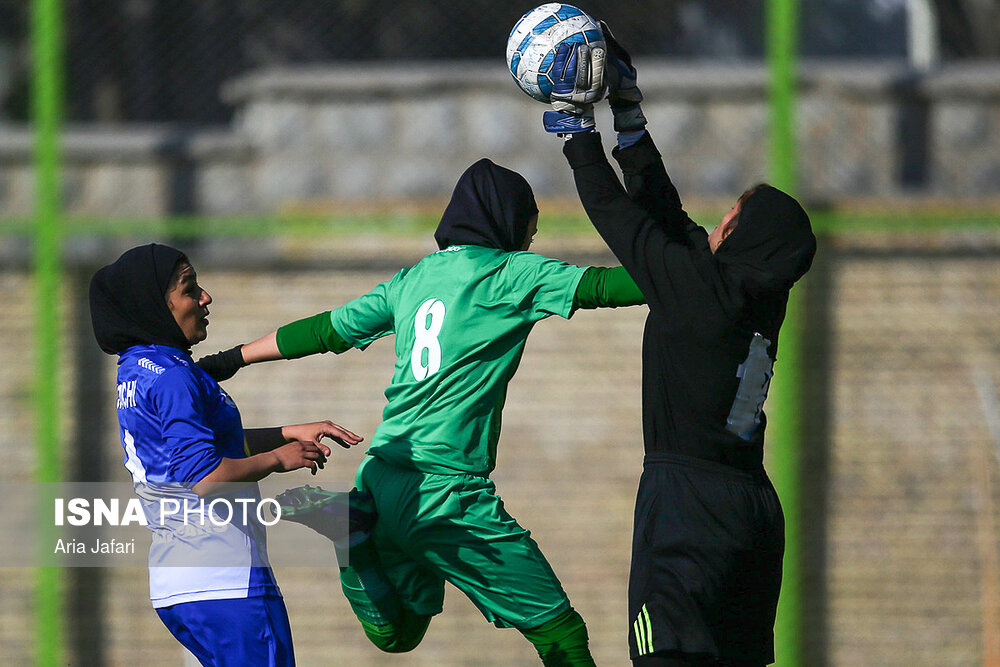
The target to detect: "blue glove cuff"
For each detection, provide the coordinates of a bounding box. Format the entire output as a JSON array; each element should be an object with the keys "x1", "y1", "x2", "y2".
[
  {"x1": 616, "y1": 130, "x2": 646, "y2": 150},
  {"x1": 543, "y1": 111, "x2": 595, "y2": 135}
]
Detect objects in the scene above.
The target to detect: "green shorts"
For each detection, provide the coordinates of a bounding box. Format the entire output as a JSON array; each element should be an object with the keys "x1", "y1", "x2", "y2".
[{"x1": 355, "y1": 455, "x2": 571, "y2": 630}]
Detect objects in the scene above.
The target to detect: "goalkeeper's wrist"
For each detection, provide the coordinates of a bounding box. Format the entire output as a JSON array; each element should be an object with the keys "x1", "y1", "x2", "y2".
[{"x1": 612, "y1": 104, "x2": 647, "y2": 133}]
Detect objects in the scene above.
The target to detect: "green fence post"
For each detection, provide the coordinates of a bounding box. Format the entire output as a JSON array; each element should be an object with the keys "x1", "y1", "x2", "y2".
[
  {"x1": 769, "y1": 287, "x2": 805, "y2": 667},
  {"x1": 31, "y1": 0, "x2": 64, "y2": 664},
  {"x1": 768, "y1": 0, "x2": 798, "y2": 193},
  {"x1": 766, "y1": 0, "x2": 803, "y2": 665}
]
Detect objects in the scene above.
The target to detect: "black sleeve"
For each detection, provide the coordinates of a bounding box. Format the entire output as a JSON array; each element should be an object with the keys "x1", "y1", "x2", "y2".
[
  {"x1": 611, "y1": 132, "x2": 708, "y2": 247},
  {"x1": 562, "y1": 132, "x2": 713, "y2": 317}
]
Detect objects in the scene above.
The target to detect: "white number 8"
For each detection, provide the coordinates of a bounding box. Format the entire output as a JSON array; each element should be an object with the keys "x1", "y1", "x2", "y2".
[{"x1": 411, "y1": 298, "x2": 446, "y2": 381}]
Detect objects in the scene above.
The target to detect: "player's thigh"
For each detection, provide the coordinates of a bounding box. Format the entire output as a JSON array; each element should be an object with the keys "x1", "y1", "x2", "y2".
[
  {"x1": 716, "y1": 484, "x2": 783, "y2": 664},
  {"x1": 415, "y1": 474, "x2": 571, "y2": 629},
  {"x1": 361, "y1": 457, "x2": 570, "y2": 629},
  {"x1": 630, "y1": 459, "x2": 782, "y2": 662},
  {"x1": 362, "y1": 457, "x2": 447, "y2": 616},
  {"x1": 373, "y1": 533, "x2": 447, "y2": 617}
]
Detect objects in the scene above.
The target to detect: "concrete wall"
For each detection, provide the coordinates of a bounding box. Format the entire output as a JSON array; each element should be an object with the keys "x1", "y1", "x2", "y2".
[{"x1": 2, "y1": 61, "x2": 1000, "y2": 219}]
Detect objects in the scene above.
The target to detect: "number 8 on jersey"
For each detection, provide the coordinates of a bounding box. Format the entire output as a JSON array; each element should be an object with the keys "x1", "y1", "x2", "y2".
[{"x1": 411, "y1": 298, "x2": 446, "y2": 381}]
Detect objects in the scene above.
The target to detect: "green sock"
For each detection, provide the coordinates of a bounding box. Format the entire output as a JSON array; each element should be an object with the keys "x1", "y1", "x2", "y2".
[{"x1": 520, "y1": 607, "x2": 595, "y2": 667}]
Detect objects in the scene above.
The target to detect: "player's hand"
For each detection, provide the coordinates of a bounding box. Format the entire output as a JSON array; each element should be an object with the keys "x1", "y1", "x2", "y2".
[
  {"x1": 281, "y1": 420, "x2": 363, "y2": 452},
  {"x1": 271, "y1": 440, "x2": 329, "y2": 475},
  {"x1": 543, "y1": 42, "x2": 606, "y2": 135},
  {"x1": 195, "y1": 344, "x2": 246, "y2": 382},
  {"x1": 598, "y1": 20, "x2": 646, "y2": 132}
]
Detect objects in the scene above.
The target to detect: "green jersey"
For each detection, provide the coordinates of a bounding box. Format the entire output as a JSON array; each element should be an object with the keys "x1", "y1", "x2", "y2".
[{"x1": 330, "y1": 245, "x2": 587, "y2": 476}]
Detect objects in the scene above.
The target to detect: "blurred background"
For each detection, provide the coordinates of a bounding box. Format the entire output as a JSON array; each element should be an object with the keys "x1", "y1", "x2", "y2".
[{"x1": 1, "y1": 0, "x2": 999, "y2": 665}]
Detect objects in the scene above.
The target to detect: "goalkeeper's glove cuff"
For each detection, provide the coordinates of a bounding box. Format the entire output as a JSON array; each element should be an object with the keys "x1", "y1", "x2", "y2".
[
  {"x1": 543, "y1": 110, "x2": 596, "y2": 136},
  {"x1": 616, "y1": 129, "x2": 646, "y2": 150}
]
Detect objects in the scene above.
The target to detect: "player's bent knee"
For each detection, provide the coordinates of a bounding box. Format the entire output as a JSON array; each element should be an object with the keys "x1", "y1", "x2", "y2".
[
  {"x1": 361, "y1": 608, "x2": 431, "y2": 654},
  {"x1": 521, "y1": 607, "x2": 595, "y2": 666}
]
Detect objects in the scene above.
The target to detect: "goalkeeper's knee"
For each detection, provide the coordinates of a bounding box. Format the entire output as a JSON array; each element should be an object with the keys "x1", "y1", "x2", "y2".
[
  {"x1": 359, "y1": 607, "x2": 431, "y2": 654},
  {"x1": 520, "y1": 607, "x2": 595, "y2": 666}
]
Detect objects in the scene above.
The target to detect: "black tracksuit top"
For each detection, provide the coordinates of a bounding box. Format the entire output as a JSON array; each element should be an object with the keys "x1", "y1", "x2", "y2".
[{"x1": 563, "y1": 132, "x2": 790, "y2": 472}]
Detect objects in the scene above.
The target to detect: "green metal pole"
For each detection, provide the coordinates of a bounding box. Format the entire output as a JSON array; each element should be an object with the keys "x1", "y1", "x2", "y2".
[
  {"x1": 768, "y1": 0, "x2": 798, "y2": 192},
  {"x1": 766, "y1": 0, "x2": 803, "y2": 665},
  {"x1": 769, "y1": 287, "x2": 805, "y2": 667},
  {"x1": 31, "y1": 0, "x2": 64, "y2": 664}
]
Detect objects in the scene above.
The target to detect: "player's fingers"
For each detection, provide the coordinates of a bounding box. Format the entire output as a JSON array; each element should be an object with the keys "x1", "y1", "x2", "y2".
[
  {"x1": 297, "y1": 443, "x2": 326, "y2": 468},
  {"x1": 332, "y1": 433, "x2": 363, "y2": 448},
  {"x1": 591, "y1": 47, "x2": 606, "y2": 93},
  {"x1": 553, "y1": 42, "x2": 571, "y2": 80},
  {"x1": 599, "y1": 20, "x2": 622, "y2": 58},
  {"x1": 302, "y1": 446, "x2": 327, "y2": 463},
  {"x1": 575, "y1": 44, "x2": 591, "y2": 91},
  {"x1": 305, "y1": 437, "x2": 333, "y2": 456},
  {"x1": 320, "y1": 423, "x2": 363, "y2": 447}
]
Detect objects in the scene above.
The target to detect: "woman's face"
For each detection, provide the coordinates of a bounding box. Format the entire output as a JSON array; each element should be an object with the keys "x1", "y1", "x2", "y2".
[
  {"x1": 166, "y1": 263, "x2": 212, "y2": 345},
  {"x1": 520, "y1": 213, "x2": 539, "y2": 251}
]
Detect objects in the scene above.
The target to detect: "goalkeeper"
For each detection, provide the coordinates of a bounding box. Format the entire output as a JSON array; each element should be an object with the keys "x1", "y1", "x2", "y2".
[
  {"x1": 542, "y1": 27, "x2": 817, "y2": 667},
  {"x1": 198, "y1": 156, "x2": 644, "y2": 665}
]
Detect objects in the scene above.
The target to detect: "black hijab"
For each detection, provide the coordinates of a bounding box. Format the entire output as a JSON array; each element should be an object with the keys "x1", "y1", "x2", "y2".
[
  {"x1": 89, "y1": 243, "x2": 191, "y2": 355},
  {"x1": 434, "y1": 158, "x2": 538, "y2": 252}
]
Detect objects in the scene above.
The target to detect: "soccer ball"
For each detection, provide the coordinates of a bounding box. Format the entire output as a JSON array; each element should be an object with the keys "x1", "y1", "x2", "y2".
[{"x1": 506, "y1": 4, "x2": 605, "y2": 104}]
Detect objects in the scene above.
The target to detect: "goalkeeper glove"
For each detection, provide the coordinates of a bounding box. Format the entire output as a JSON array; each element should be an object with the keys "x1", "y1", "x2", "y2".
[
  {"x1": 543, "y1": 42, "x2": 607, "y2": 136},
  {"x1": 195, "y1": 344, "x2": 245, "y2": 382},
  {"x1": 599, "y1": 20, "x2": 646, "y2": 133}
]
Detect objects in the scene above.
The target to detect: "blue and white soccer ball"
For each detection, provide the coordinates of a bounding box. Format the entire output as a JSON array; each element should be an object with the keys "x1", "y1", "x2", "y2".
[{"x1": 506, "y1": 4, "x2": 605, "y2": 104}]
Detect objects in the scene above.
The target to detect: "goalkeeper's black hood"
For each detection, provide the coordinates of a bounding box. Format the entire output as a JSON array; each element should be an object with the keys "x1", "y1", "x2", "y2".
[
  {"x1": 89, "y1": 243, "x2": 191, "y2": 355},
  {"x1": 435, "y1": 158, "x2": 538, "y2": 252},
  {"x1": 714, "y1": 185, "x2": 816, "y2": 300},
  {"x1": 708, "y1": 185, "x2": 816, "y2": 351}
]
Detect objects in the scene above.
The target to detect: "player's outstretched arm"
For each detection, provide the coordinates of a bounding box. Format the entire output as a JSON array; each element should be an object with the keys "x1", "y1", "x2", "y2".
[
  {"x1": 197, "y1": 311, "x2": 353, "y2": 380},
  {"x1": 240, "y1": 330, "x2": 283, "y2": 364},
  {"x1": 574, "y1": 266, "x2": 646, "y2": 309},
  {"x1": 191, "y1": 441, "x2": 329, "y2": 496},
  {"x1": 193, "y1": 335, "x2": 276, "y2": 381},
  {"x1": 244, "y1": 421, "x2": 363, "y2": 455}
]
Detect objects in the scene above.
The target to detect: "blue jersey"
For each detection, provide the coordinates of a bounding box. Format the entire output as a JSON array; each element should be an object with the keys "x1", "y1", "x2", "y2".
[{"x1": 115, "y1": 344, "x2": 280, "y2": 608}]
